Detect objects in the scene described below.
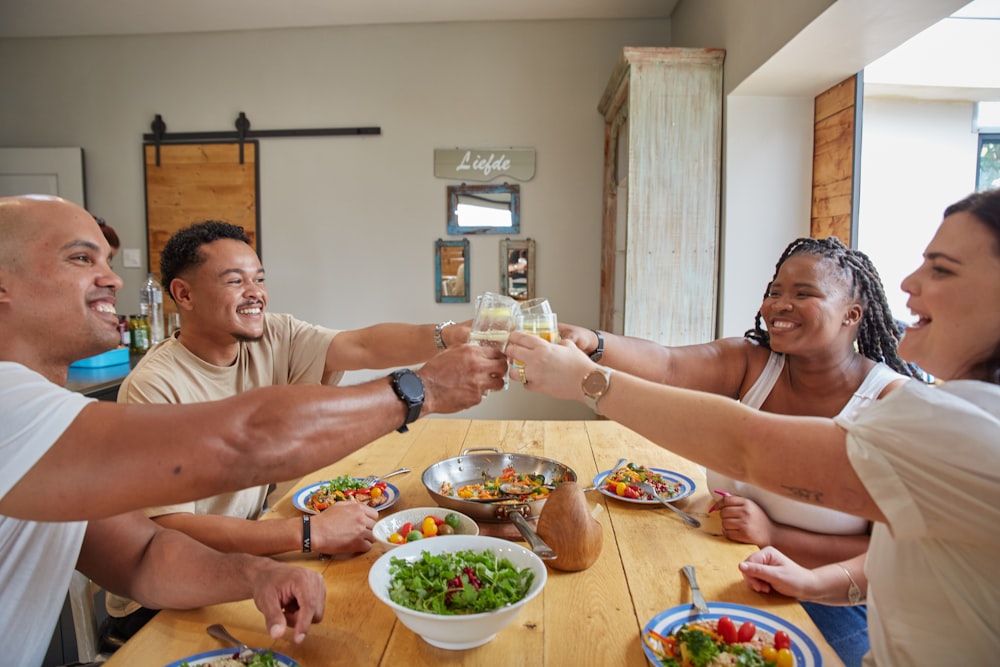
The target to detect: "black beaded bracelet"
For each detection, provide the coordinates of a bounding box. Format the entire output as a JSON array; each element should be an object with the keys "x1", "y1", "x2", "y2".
[{"x1": 302, "y1": 514, "x2": 312, "y2": 553}]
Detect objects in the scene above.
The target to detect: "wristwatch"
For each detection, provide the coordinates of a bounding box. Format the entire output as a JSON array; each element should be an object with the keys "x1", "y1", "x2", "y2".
[
  {"x1": 589, "y1": 329, "x2": 605, "y2": 362},
  {"x1": 389, "y1": 369, "x2": 424, "y2": 433},
  {"x1": 582, "y1": 367, "x2": 612, "y2": 414}
]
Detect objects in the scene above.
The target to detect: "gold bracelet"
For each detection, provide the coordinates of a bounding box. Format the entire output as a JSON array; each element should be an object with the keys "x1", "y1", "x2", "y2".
[{"x1": 838, "y1": 564, "x2": 863, "y2": 605}]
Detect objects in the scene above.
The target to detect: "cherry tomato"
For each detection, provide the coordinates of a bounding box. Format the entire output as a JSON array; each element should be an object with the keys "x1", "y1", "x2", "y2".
[
  {"x1": 445, "y1": 513, "x2": 461, "y2": 529},
  {"x1": 622, "y1": 485, "x2": 641, "y2": 500},
  {"x1": 406, "y1": 529, "x2": 423, "y2": 541},
  {"x1": 615, "y1": 481, "x2": 627, "y2": 496},
  {"x1": 737, "y1": 621, "x2": 756, "y2": 643},
  {"x1": 422, "y1": 516, "x2": 438, "y2": 537},
  {"x1": 387, "y1": 533, "x2": 404, "y2": 544},
  {"x1": 399, "y1": 522, "x2": 413, "y2": 538},
  {"x1": 437, "y1": 523, "x2": 455, "y2": 535},
  {"x1": 370, "y1": 486, "x2": 383, "y2": 500},
  {"x1": 776, "y1": 647, "x2": 795, "y2": 667},
  {"x1": 431, "y1": 515, "x2": 445, "y2": 526},
  {"x1": 717, "y1": 616, "x2": 738, "y2": 644},
  {"x1": 774, "y1": 630, "x2": 791, "y2": 651},
  {"x1": 761, "y1": 646, "x2": 778, "y2": 661}
]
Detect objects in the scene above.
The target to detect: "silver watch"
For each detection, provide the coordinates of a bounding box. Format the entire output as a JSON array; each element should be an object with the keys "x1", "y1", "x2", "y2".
[{"x1": 434, "y1": 320, "x2": 455, "y2": 350}]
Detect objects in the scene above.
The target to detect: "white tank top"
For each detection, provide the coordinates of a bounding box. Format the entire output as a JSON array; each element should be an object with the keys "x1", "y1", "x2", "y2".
[{"x1": 705, "y1": 351, "x2": 906, "y2": 535}]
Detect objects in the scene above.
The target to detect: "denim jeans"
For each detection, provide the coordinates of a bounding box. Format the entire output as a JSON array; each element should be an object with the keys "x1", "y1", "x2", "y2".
[{"x1": 800, "y1": 601, "x2": 869, "y2": 667}]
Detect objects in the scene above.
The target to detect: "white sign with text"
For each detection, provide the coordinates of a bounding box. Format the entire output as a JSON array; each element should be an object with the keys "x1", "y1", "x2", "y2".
[{"x1": 434, "y1": 148, "x2": 535, "y2": 182}]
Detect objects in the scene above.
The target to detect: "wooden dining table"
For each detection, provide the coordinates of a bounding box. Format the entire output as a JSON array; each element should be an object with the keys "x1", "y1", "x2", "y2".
[{"x1": 103, "y1": 419, "x2": 842, "y2": 666}]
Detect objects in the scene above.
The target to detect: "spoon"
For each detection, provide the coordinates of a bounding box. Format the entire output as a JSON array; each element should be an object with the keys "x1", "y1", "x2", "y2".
[{"x1": 206, "y1": 623, "x2": 256, "y2": 661}]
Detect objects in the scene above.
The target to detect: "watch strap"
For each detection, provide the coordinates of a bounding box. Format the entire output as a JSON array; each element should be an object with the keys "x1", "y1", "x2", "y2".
[
  {"x1": 589, "y1": 329, "x2": 605, "y2": 362},
  {"x1": 302, "y1": 514, "x2": 312, "y2": 553},
  {"x1": 389, "y1": 369, "x2": 424, "y2": 433}
]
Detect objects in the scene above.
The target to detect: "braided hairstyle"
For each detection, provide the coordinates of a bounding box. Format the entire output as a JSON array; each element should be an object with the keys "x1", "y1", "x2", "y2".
[
  {"x1": 744, "y1": 236, "x2": 919, "y2": 378},
  {"x1": 942, "y1": 189, "x2": 1000, "y2": 384}
]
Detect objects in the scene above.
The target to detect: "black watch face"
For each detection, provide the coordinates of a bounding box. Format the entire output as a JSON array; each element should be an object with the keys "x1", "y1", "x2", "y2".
[{"x1": 395, "y1": 370, "x2": 424, "y2": 400}]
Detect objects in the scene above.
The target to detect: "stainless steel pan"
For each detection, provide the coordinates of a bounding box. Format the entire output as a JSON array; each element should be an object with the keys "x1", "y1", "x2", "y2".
[{"x1": 421, "y1": 448, "x2": 577, "y2": 522}]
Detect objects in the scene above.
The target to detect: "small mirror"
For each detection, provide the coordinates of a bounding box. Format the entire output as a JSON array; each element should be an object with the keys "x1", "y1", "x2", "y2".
[
  {"x1": 500, "y1": 238, "x2": 535, "y2": 301},
  {"x1": 447, "y1": 183, "x2": 520, "y2": 235},
  {"x1": 436, "y1": 238, "x2": 470, "y2": 303}
]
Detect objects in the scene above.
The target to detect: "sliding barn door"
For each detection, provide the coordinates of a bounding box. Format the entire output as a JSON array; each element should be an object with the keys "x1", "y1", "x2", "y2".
[{"x1": 811, "y1": 74, "x2": 863, "y2": 245}]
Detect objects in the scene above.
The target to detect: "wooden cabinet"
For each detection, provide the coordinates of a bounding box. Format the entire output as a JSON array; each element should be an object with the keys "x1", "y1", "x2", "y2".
[{"x1": 597, "y1": 47, "x2": 724, "y2": 345}]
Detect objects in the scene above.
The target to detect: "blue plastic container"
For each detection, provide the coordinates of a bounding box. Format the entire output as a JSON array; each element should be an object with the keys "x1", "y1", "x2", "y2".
[{"x1": 70, "y1": 347, "x2": 130, "y2": 368}]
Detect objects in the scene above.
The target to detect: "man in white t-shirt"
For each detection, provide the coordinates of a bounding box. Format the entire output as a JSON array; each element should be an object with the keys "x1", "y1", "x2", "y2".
[
  {"x1": 0, "y1": 195, "x2": 507, "y2": 666},
  {"x1": 103, "y1": 220, "x2": 471, "y2": 645}
]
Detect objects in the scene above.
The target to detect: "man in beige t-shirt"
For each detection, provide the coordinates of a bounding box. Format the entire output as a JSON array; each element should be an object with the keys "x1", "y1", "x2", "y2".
[{"x1": 103, "y1": 220, "x2": 468, "y2": 647}]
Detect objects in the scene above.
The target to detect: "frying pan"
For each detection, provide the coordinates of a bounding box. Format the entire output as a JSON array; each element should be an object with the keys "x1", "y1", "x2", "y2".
[{"x1": 421, "y1": 448, "x2": 577, "y2": 522}]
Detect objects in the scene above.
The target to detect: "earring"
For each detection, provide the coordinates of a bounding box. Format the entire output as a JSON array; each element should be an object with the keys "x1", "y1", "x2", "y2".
[{"x1": 843, "y1": 319, "x2": 850, "y2": 325}]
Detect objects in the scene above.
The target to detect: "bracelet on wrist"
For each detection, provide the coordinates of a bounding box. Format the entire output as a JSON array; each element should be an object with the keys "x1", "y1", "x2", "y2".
[
  {"x1": 838, "y1": 564, "x2": 863, "y2": 605},
  {"x1": 589, "y1": 329, "x2": 604, "y2": 362},
  {"x1": 434, "y1": 321, "x2": 455, "y2": 350},
  {"x1": 302, "y1": 514, "x2": 312, "y2": 553}
]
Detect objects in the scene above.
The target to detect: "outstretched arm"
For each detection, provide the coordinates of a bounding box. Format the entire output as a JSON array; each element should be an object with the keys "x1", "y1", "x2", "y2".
[
  {"x1": 558, "y1": 322, "x2": 754, "y2": 397},
  {"x1": 505, "y1": 332, "x2": 882, "y2": 523},
  {"x1": 78, "y1": 512, "x2": 326, "y2": 643},
  {"x1": 2, "y1": 343, "x2": 506, "y2": 521},
  {"x1": 325, "y1": 320, "x2": 470, "y2": 373}
]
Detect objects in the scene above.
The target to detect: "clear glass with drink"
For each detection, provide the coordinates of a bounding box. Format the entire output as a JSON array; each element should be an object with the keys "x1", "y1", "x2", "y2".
[{"x1": 469, "y1": 292, "x2": 518, "y2": 391}]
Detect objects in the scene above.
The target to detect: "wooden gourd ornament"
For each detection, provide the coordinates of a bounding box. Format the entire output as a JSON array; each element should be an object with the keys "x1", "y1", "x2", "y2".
[{"x1": 535, "y1": 481, "x2": 603, "y2": 571}]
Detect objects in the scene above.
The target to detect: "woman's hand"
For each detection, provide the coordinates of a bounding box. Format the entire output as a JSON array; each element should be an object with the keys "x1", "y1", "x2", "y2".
[
  {"x1": 738, "y1": 546, "x2": 817, "y2": 599},
  {"x1": 714, "y1": 494, "x2": 774, "y2": 548},
  {"x1": 505, "y1": 331, "x2": 595, "y2": 401}
]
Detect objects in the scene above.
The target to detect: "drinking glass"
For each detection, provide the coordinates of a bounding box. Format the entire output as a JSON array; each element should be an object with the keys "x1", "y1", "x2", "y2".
[
  {"x1": 512, "y1": 308, "x2": 559, "y2": 378},
  {"x1": 469, "y1": 291, "x2": 518, "y2": 391}
]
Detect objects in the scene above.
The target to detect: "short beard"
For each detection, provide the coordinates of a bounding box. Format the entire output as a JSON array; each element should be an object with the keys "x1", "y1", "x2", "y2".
[{"x1": 234, "y1": 334, "x2": 264, "y2": 343}]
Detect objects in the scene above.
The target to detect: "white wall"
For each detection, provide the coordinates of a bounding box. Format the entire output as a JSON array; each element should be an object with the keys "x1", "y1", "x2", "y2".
[
  {"x1": 0, "y1": 19, "x2": 669, "y2": 419},
  {"x1": 857, "y1": 97, "x2": 979, "y2": 321}
]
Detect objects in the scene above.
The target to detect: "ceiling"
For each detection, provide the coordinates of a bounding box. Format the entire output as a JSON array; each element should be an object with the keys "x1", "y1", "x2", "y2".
[{"x1": 0, "y1": 0, "x2": 678, "y2": 39}]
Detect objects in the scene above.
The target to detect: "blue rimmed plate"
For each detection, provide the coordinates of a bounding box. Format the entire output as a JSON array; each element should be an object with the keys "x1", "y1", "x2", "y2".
[
  {"x1": 164, "y1": 648, "x2": 298, "y2": 666},
  {"x1": 593, "y1": 467, "x2": 695, "y2": 505},
  {"x1": 291, "y1": 480, "x2": 400, "y2": 514},
  {"x1": 642, "y1": 602, "x2": 823, "y2": 666}
]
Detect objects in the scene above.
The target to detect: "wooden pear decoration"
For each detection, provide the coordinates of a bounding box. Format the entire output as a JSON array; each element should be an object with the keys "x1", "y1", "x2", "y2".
[{"x1": 535, "y1": 481, "x2": 603, "y2": 571}]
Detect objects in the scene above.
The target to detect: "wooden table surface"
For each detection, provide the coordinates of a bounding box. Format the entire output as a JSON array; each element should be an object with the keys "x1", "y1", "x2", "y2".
[{"x1": 104, "y1": 419, "x2": 841, "y2": 666}]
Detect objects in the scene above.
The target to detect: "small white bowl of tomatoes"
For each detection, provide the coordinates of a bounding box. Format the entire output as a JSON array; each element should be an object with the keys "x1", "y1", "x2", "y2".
[{"x1": 373, "y1": 507, "x2": 479, "y2": 548}]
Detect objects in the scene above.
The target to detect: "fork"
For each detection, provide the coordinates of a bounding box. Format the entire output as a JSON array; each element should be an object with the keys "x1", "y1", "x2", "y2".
[
  {"x1": 637, "y1": 481, "x2": 701, "y2": 527},
  {"x1": 360, "y1": 467, "x2": 410, "y2": 487}
]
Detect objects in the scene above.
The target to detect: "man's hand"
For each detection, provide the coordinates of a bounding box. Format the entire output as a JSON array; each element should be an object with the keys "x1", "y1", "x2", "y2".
[
  {"x1": 557, "y1": 323, "x2": 599, "y2": 354},
  {"x1": 312, "y1": 501, "x2": 377, "y2": 554},
  {"x1": 251, "y1": 562, "x2": 326, "y2": 644},
  {"x1": 418, "y1": 344, "x2": 507, "y2": 414}
]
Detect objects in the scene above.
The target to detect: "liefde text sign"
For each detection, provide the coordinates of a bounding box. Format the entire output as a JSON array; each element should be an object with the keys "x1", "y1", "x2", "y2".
[{"x1": 434, "y1": 148, "x2": 535, "y2": 182}]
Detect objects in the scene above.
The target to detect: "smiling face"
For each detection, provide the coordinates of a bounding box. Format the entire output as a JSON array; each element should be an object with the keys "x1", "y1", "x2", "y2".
[
  {"x1": 171, "y1": 238, "x2": 267, "y2": 360},
  {"x1": 0, "y1": 196, "x2": 123, "y2": 378},
  {"x1": 899, "y1": 211, "x2": 1000, "y2": 381},
  {"x1": 760, "y1": 254, "x2": 863, "y2": 358}
]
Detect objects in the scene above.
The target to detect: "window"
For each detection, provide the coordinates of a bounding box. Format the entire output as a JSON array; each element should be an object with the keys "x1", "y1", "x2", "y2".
[{"x1": 977, "y1": 133, "x2": 1000, "y2": 191}]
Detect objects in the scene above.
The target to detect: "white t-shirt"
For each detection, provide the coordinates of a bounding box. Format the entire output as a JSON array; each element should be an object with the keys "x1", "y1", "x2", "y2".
[
  {"x1": 707, "y1": 352, "x2": 907, "y2": 534},
  {"x1": 0, "y1": 362, "x2": 93, "y2": 667},
  {"x1": 838, "y1": 380, "x2": 1000, "y2": 665}
]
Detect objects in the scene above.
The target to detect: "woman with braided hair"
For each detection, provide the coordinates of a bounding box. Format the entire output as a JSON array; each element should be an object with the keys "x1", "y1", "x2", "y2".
[{"x1": 557, "y1": 237, "x2": 919, "y2": 665}]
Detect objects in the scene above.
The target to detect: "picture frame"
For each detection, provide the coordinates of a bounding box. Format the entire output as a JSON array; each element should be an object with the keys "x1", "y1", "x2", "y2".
[
  {"x1": 435, "y1": 238, "x2": 470, "y2": 303},
  {"x1": 500, "y1": 238, "x2": 535, "y2": 301}
]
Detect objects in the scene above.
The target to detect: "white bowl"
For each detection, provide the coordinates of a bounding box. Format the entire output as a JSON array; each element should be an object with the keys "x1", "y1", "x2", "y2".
[
  {"x1": 368, "y1": 534, "x2": 547, "y2": 650},
  {"x1": 372, "y1": 507, "x2": 479, "y2": 548}
]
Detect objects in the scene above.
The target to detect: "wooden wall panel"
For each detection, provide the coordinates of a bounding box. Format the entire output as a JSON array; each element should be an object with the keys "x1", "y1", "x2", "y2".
[
  {"x1": 811, "y1": 75, "x2": 861, "y2": 245},
  {"x1": 144, "y1": 142, "x2": 260, "y2": 311}
]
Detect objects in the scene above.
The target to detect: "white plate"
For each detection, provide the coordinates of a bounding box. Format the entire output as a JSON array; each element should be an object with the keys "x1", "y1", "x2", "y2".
[
  {"x1": 642, "y1": 602, "x2": 823, "y2": 667},
  {"x1": 164, "y1": 648, "x2": 298, "y2": 666},
  {"x1": 291, "y1": 480, "x2": 400, "y2": 514},
  {"x1": 593, "y1": 467, "x2": 695, "y2": 505}
]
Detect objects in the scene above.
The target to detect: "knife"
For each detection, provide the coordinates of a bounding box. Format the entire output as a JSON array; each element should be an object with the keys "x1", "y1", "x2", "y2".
[{"x1": 681, "y1": 565, "x2": 710, "y2": 614}]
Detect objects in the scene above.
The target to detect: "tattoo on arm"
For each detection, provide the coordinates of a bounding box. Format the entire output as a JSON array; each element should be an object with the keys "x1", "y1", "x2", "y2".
[{"x1": 782, "y1": 485, "x2": 824, "y2": 504}]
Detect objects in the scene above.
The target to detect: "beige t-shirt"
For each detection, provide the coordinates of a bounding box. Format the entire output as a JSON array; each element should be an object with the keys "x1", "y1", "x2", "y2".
[{"x1": 106, "y1": 312, "x2": 339, "y2": 617}]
